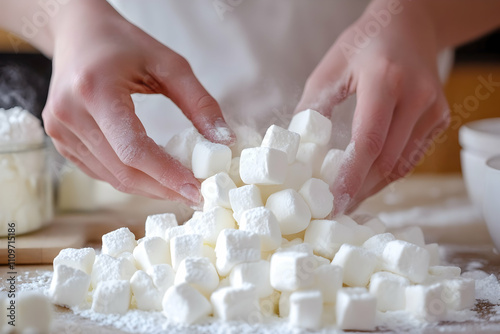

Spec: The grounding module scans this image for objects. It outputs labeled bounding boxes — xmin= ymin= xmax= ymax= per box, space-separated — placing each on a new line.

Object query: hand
xmin=42 ymin=1 xmax=234 ymax=205
xmin=295 ymin=0 xmax=450 ymax=214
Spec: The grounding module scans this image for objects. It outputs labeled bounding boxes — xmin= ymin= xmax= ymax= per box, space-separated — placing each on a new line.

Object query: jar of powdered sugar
xmin=0 ymin=107 xmax=53 ymax=236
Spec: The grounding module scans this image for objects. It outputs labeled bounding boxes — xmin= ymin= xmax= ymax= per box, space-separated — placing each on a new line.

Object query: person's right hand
xmin=42 ymin=1 xmax=234 ymax=206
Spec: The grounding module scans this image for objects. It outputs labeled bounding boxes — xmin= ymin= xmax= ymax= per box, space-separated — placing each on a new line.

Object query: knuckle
xmin=72 ymin=69 xmax=98 ymax=100
xmin=48 ymin=98 xmax=71 ymax=123
xmin=115 ymin=169 xmax=136 ymax=192
xmin=115 ymin=140 xmax=145 ymax=166
xmin=169 ymin=54 xmax=191 ymax=73
xmin=195 ymin=94 xmax=218 ymax=112
xmin=42 ymin=117 xmax=61 ymax=141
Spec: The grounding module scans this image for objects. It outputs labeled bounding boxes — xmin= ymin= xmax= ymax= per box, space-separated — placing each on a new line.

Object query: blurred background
xmin=0 ymin=27 xmax=499 ymax=175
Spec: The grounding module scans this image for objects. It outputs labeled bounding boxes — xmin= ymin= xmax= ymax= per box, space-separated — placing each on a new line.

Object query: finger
xmin=331 ymin=72 xmax=398 ymax=215
xmin=145 ymin=55 xmax=236 ymax=146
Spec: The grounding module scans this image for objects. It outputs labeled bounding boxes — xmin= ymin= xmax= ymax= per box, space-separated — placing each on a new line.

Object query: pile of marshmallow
xmin=49 ymin=109 xmax=476 ymax=331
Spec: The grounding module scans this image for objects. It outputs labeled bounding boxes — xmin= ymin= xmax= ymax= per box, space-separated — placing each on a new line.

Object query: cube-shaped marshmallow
xmin=239 ymin=147 xmax=288 ymax=185
xmin=170 ymin=234 xmax=203 ymax=270
xmin=369 ymin=271 xmax=410 ymax=311
xmin=429 ymin=266 xmax=461 ymax=279
xmin=201 ymin=172 xmax=236 ymax=210
xmin=130 ymin=270 xmax=162 ymax=311
xmin=211 ymin=285 xmax=260 ymax=322
xmin=163 ymin=127 xmax=205 ymax=169
xmin=164 ymin=225 xmax=192 ymax=241
xmin=295 ymin=142 xmax=328 ymax=178
xmin=192 ymin=141 xmax=232 ymax=179
xmin=288 ymin=109 xmax=332 ymax=145
xmin=351 ymin=224 xmax=376 ymax=246
xmin=239 ymin=207 xmax=281 ymax=251
xmin=101 ymin=227 xmax=136 ymax=257
xmin=49 ymin=264 xmax=91 ymax=307
xmin=229 ymin=185 xmax=263 ymax=222
xmin=162 ymin=283 xmax=212 ymax=324
xmin=363 ymin=233 xmax=396 ymax=258
xmin=228 ymin=157 xmax=244 ymax=187
xmin=283 ymin=161 xmax=313 ymax=190
xmin=405 ymin=283 xmax=447 ymax=321
xmin=145 ymin=213 xmax=178 ymax=238
xmin=362 ymin=216 xmax=387 ymax=234
xmin=53 ymin=247 xmax=95 ymax=274
xmin=261 ymin=124 xmax=300 ymax=164
xmin=266 ymin=189 xmax=311 ymax=235
xmin=320 ymin=149 xmax=344 ymax=186
xmin=304 ymin=220 xmax=355 ymax=259
xmin=382 ymin=240 xmax=430 ymax=284
xmin=314 ymin=264 xmax=343 ymax=303
xmin=215 ymin=229 xmax=261 ymax=276
xmin=91 ymin=254 xmax=136 ymax=289
xmin=229 ymin=260 xmax=273 ymax=298
xmin=441 ymin=278 xmax=475 ymax=310
xmin=92 ymin=280 xmax=131 ymax=314
xmin=299 ymin=178 xmax=334 ymax=219
xmin=392 ymin=226 xmax=426 ymax=247
xmin=203 ymin=244 xmax=217 ymax=265
xmin=270 ymin=251 xmax=316 ymax=291
xmin=279 ymin=291 xmax=292 ymax=318
xmin=426 ymin=243 xmax=440 ymax=266
xmin=147 ymin=264 xmax=175 ymax=295
xmin=185 ymin=206 xmax=236 ymax=246
xmin=175 ymin=257 xmax=219 ymax=297
xmin=133 ymin=236 xmax=170 ymax=271
xmin=336 ymin=288 xmax=376 ymax=331
xmin=289 ymin=290 xmax=323 ymax=330
xmin=331 ymin=244 xmax=377 ymax=287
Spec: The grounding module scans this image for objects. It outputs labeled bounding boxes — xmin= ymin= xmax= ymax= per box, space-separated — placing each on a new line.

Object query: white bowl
xmin=459 ymin=118 xmax=500 ymax=206
xmin=483 ymin=155 xmax=500 ymax=251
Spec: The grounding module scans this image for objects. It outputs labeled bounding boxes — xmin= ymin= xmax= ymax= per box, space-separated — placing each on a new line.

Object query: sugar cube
xmin=331 ymin=244 xmax=377 ymax=287
xmin=92 ymin=280 xmax=131 ymax=314
xmin=211 ymin=285 xmax=260 ymax=322
xmin=320 ymin=149 xmax=344 ymax=186
xmin=133 ymin=236 xmax=171 ymax=271
xmin=382 ymin=240 xmax=430 ymax=284
xmin=369 ymin=271 xmax=410 ymax=311
xmin=145 ymin=213 xmax=178 ymax=238
xmin=270 ymin=251 xmax=316 ymax=291
xmin=175 ymin=257 xmax=219 ymax=297
xmin=336 ymin=288 xmax=376 ymax=331
xmin=304 ymin=220 xmax=355 ymax=259
xmin=49 ymin=264 xmax=91 ymax=307
xmin=215 ymin=229 xmax=261 ymax=276
xmin=261 ymin=124 xmax=300 ymax=164
xmin=170 ymin=234 xmax=203 ymax=270
xmin=289 ymin=290 xmax=323 ymax=330
xmin=229 ymin=260 xmax=273 ymax=298
xmin=299 ymin=178 xmax=334 ymax=219
xmin=288 ymin=109 xmax=332 ymax=145
xmin=130 ymin=270 xmax=162 ymax=311
xmin=53 ymin=247 xmax=95 ymax=274
xmin=266 ymin=189 xmax=311 ymax=235
xmin=162 ymin=283 xmax=212 ymax=324
xmin=201 ymin=172 xmax=236 ymax=210
xmin=239 ymin=147 xmax=288 ymax=185
xmin=185 ymin=206 xmax=236 ymax=246
xmin=192 ymin=141 xmax=232 ymax=179
xmin=239 ymin=207 xmax=282 ymax=251
xmin=102 ymin=227 xmax=137 ymax=258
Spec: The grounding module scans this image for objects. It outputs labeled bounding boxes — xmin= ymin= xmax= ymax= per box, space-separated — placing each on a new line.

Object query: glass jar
xmin=0 ymin=140 xmax=53 ymax=236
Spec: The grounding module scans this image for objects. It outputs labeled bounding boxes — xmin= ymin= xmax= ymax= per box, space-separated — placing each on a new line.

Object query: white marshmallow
xmin=239 ymin=207 xmax=281 ymax=251
xmin=335 ymin=214 xmax=358 ymax=227
xmin=331 ymin=244 xmax=377 ymax=287
xmin=147 ymin=264 xmax=175 ymax=295
xmin=53 ymin=247 xmax=95 ymax=275
xmin=163 ymin=127 xmax=205 ymax=169
xmin=130 ymin=270 xmax=162 ymax=311
xmin=261 ymin=124 xmax=300 ymax=164
xmin=283 ymin=161 xmax=313 ymax=190
xmin=296 ymin=142 xmax=328 ymax=178
xmin=299 ymin=178 xmax=334 ymax=219
xmin=215 ymin=229 xmax=261 ymax=276
xmin=369 ymin=271 xmax=410 ymax=311
xmin=260 ymin=290 xmax=281 ymax=317
xmin=228 ymin=157 xmax=244 ymax=187
xmin=270 ymin=251 xmax=316 ymax=291
xmin=133 ymin=236 xmax=170 ymax=272
xmin=201 ymin=172 xmax=236 ymax=210
xmin=304 ymin=220 xmax=355 ymax=259
xmin=102 ymin=227 xmax=137 ymax=258
xmin=314 ymin=255 xmax=331 ymax=267
xmin=275 ymin=241 xmax=314 ymax=256
xmin=202 ymin=244 xmax=217 ymax=266
xmin=429 ymin=266 xmax=461 ymax=279
xmin=92 ymin=280 xmax=131 ymax=314
xmin=17 ymin=292 xmax=53 ymax=333
xmin=229 ymin=260 xmax=273 ymax=298
xmin=145 ymin=213 xmax=178 ymax=238
xmin=91 ymin=254 xmax=136 ymax=289
xmin=382 ymin=240 xmax=430 ymax=284
xmin=320 ymin=149 xmax=344 ymax=186
xmin=363 ymin=232 xmax=396 ymax=258
xmin=229 ymin=185 xmax=263 ymax=221
xmin=351 ymin=224 xmax=376 ymax=246
xmin=164 ymin=225 xmax=192 ymax=241
xmin=314 ymin=264 xmax=343 ymax=304
xmin=288 ymin=109 xmax=332 ymax=145
xmin=279 ymin=291 xmax=292 ymax=317
xmin=192 ymin=141 xmax=232 ymax=179
xmin=185 ymin=206 xmax=236 ymax=246
xmin=441 ymin=278 xmax=475 ymax=310
xmin=170 ymin=234 xmax=203 ymax=271
xmin=362 ymin=217 xmax=387 ymax=234
xmin=258 ymin=184 xmax=285 ymax=202
xmin=266 ymin=189 xmax=311 ymax=235
xmin=211 ymin=285 xmax=260 ymax=322
xmin=175 ymin=257 xmax=219 ymax=297
xmin=162 ymin=283 xmax=212 ymax=324
xmin=405 ymin=283 xmax=447 ymax=321
xmin=49 ymin=264 xmax=91 ymax=307
xmin=426 ymin=243 xmax=441 ymax=266
xmin=392 ymin=226 xmax=426 ymax=247
xmin=289 ymin=290 xmax=323 ymax=330
xmin=336 ymin=288 xmax=376 ymax=331
xmin=239 ymin=147 xmax=288 ymax=185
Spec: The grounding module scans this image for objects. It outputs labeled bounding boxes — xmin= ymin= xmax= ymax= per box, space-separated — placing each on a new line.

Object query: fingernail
xmin=334 ymin=193 xmax=351 ymax=216
xmin=180 ymin=183 xmax=201 ymax=203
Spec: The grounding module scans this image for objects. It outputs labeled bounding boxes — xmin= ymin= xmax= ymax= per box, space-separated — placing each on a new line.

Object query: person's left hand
xmin=295 ymin=0 xmax=450 ymax=215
